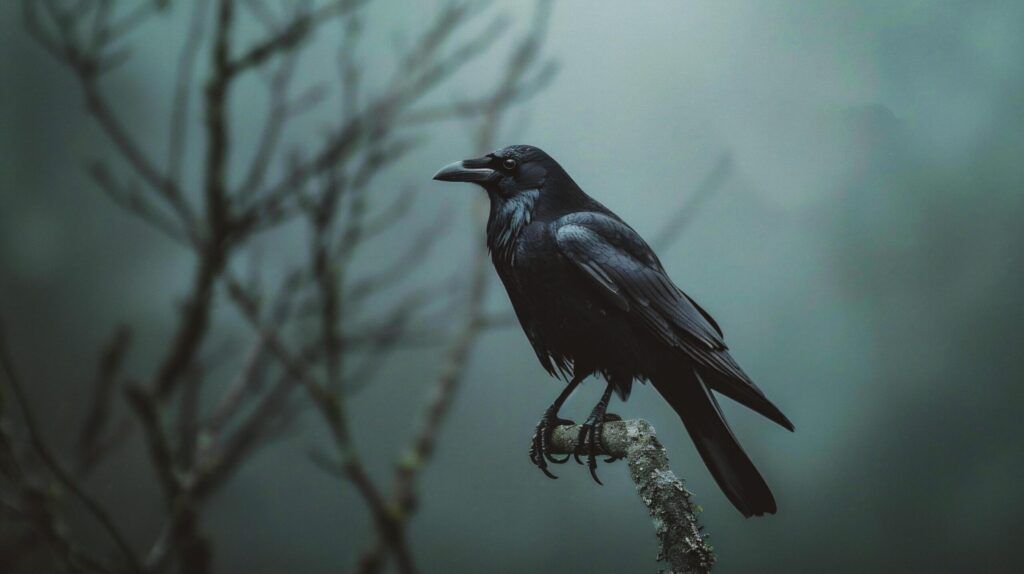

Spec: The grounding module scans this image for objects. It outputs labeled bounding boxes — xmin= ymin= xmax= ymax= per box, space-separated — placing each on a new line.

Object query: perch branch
xmin=549 ymin=420 xmax=715 ymax=574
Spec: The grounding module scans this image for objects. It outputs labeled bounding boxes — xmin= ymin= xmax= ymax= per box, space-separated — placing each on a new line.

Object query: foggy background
xmin=2 ymin=1 xmax=1022 ymax=572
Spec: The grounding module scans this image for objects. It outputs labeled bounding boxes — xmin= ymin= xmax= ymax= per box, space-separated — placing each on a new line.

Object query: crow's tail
xmin=653 ymin=373 xmax=777 ymax=517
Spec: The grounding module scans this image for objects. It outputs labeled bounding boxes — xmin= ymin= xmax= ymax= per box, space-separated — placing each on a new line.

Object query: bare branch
xmin=355 ymin=1 xmax=554 ymax=569
xmin=192 ymin=372 xmax=300 ymax=499
xmin=203 ymin=334 xmax=271 ymax=439
xmin=225 ymin=275 xmax=417 ymax=571
xmin=167 ymin=0 xmax=210 ymax=183
xmin=83 ymin=79 xmax=198 ymax=235
xmin=124 ymin=385 xmax=178 ymax=500
xmin=346 ymin=208 xmax=453 ymax=305
xmin=236 ymin=51 xmax=304 ymax=198
xmin=203 ymin=0 xmax=235 ymax=238
xmin=549 ymin=421 xmax=715 ymax=574
xmin=152 ymin=0 xmax=238 ymax=399
xmin=75 ymin=324 xmax=132 ymax=475
xmin=0 ymin=318 xmax=143 ymax=573
xmin=176 ymin=367 xmax=203 ymax=468
xmin=366 ymin=241 xmax=489 ymax=570
xmin=245 ymin=2 xmax=514 ymax=223
xmin=227 ymin=0 xmax=364 ymax=76
xmin=89 ymin=161 xmax=190 ymax=245
xmin=22 ymin=1 xmax=200 ymax=239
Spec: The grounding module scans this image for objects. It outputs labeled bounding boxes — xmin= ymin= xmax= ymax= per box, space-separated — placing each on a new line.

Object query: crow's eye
xmin=502 ymin=158 xmax=518 ymax=171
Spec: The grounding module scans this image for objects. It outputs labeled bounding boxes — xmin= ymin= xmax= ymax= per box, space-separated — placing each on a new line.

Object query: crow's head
xmin=432 ymin=145 xmax=563 ymax=197
xmin=434 ymin=145 xmax=582 ymax=261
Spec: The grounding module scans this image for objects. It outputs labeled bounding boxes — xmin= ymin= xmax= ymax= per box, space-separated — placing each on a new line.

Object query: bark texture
xmin=550 ymin=420 xmax=715 ymax=574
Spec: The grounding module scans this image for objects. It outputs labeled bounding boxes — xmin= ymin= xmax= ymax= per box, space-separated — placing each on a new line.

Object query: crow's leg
xmin=529 ymin=374 xmax=584 ymax=479
xmin=574 ymin=383 xmax=616 ymax=484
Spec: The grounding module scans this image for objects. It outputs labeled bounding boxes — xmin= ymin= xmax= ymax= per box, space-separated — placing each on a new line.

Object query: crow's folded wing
xmin=554 ymin=213 xmax=794 ymax=431
xmin=555 ymin=214 xmax=726 ymax=354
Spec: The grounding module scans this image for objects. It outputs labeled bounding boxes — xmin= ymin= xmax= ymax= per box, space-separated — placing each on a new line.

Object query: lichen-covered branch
xmin=549 ymin=420 xmax=716 ymax=574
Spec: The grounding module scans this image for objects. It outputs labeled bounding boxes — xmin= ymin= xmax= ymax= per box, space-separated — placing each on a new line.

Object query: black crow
xmin=433 ymin=145 xmax=792 ymax=517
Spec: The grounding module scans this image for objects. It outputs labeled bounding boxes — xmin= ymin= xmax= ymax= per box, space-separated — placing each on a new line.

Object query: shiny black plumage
xmin=434 ymin=145 xmax=793 ymax=517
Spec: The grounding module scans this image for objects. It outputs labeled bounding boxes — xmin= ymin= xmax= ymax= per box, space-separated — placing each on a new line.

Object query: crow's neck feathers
xmin=487 ymin=188 xmax=540 ymax=264
xmin=485 ymin=168 xmax=604 ymax=265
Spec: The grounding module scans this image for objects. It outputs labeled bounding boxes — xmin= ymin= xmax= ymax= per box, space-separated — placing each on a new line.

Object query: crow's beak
xmin=432 ymin=156 xmax=494 ymax=182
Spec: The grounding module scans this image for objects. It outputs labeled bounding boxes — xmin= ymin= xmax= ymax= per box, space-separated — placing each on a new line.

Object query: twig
xmin=345 ymin=208 xmax=453 ymax=304
xmin=152 ymin=0 xmax=237 ymax=400
xmin=82 ymin=77 xmax=197 ymax=235
xmin=226 ymin=0 xmax=363 ymax=77
xmin=124 ymin=385 xmax=178 ymax=500
xmin=224 ymin=276 xmax=412 ymax=572
xmin=89 ymin=161 xmax=191 ymax=245
xmin=76 ymin=324 xmax=132 ymax=475
xmin=167 ymin=0 xmax=209 ymax=183
xmin=0 ymin=319 xmax=143 ymax=573
xmin=549 ymin=421 xmax=716 ymax=574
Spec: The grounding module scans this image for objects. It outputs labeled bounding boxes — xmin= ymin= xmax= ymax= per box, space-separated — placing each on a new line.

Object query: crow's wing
xmin=555 ymin=212 xmax=793 ymax=430
xmin=555 ymin=213 xmax=726 ymax=353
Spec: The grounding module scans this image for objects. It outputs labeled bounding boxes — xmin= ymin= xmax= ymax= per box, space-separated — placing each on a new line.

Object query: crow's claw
xmin=572 ymin=407 xmax=623 ymax=483
xmin=587 ymin=424 xmax=602 ymax=485
xmin=571 ymin=420 xmax=604 ymax=483
xmin=546 ymin=451 xmax=571 ymax=464
xmin=531 ymin=381 xmax=619 ymax=484
xmin=572 ymin=423 xmax=591 ymax=465
xmin=529 ymin=410 xmax=575 ymax=479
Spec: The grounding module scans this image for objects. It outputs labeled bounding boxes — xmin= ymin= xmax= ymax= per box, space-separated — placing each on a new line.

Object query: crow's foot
xmin=528 ymin=409 xmax=575 ymax=479
xmin=573 ymin=411 xmax=622 ymax=484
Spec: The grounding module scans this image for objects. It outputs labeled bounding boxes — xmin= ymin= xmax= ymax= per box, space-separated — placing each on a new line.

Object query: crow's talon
xmin=571 ymin=419 xmax=604 ymax=483
xmin=529 ymin=411 xmax=575 ymax=478
xmin=573 ymin=423 xmax=592 ymax=465
xmin=545 ymin=451 xmax=570 ymax=465
xmin=574 ymin=402 xmax=621 ymax=483
xmin=587 ymin=424 xmax=602 ymax=485
xmin=531 ymin=382 xmax=618 ymax=485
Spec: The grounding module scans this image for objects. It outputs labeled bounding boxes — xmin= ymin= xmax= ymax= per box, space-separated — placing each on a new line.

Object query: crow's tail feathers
xmin=698 ymin=366 xmax=795 ymax=432
xmin=653 ymin=374 xmax=777 ymax=517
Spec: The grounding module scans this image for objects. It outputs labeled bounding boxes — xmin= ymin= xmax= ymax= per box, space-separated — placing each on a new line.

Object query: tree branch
xmin=549 ymin=420 xmax=715 ymax=574
xmin=0 ymin=319 xmax=143 ymax=573
xmin=226 ymin=0 xmax=363 ymax=77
